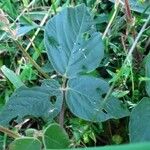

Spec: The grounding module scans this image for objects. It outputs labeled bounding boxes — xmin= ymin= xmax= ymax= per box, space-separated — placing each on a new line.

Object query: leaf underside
xmin=44 ymin=4 xmax=104 ymax=78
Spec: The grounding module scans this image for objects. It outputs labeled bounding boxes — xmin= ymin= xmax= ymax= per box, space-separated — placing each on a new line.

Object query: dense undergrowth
xmin=0 ymin=0 xmax=150 ymax=150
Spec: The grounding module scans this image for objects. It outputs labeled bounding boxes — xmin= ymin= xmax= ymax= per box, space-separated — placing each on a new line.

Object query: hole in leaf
xmin=50 ymin=95 xmax=57 ymax=104
xmin=96 ymin=67 xmax=110 ymax=78
xmin=21 ymin=118 xmax=44 ymax=129
xmin=102 ymin=93 xmax=106 ymax=98
xmin=82 ymin=32 xmax=91 ymax=40
xmin=96 ymin=87 xmax=101 ymax=92
xmin=9 ymin=116 xmax=18 ymax=126
xmin=82 ymin=65 xmax=87 ymax=70
xmin=102 ymin=109 xmax=108 ymax=114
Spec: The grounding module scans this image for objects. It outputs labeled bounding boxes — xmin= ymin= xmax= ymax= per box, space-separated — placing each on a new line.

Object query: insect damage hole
xmin=50 ymin=95 xmax=57 ymax=104
xmin=82 ymin=32 xmax=91 ymax=41
xmin=102 ymin=109 xmax=108 ymax=114
xmin=102 ymin=93 xmax=107 ymax=98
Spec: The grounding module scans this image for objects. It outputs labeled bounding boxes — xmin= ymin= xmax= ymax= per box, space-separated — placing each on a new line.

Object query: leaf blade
xmin=9 ymin=137 xmax=41 ymax=150
xmin=66 ymin=76 xmax=129 ymax=122
xmin=44 ymin=4 xmax=104 ymax=78
xmin=43 ymin=123 xmax=70 ymax=149
xmin=129 ymin=97 xmax=150 ymax=142
xmin=1 ymin=65 xmax=24 ymax=89
xmin=0 ymin=80 xmax=63 ymax=126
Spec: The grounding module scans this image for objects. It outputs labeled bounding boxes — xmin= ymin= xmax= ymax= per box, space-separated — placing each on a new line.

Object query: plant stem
xmin=59 ymin=101 xmax=65 ymax=128
xmin=51 ymin=0 xmax=57 ymax=14
xmin=14 ymin=40 xmax=50 ymax=79
xmin=102 ymin=14 xmax=150 ymax=107
xmin=25 ymin=0 xmax=59 ymax=52
xmin=25 ymin=7 xmax=52 ymax=52
xmin=0 ymin=0 xmax=36 ymax=41
xmin=5 ymin=23 xmax=50 ymax=79
xmin=59 ymin=78 xmax=67 ymax=127
xmin=124 ymin=0 xmax=133 ymax=23
xmin=102 ymin=0 xmax=120 ymax=40
xmin=0 ymin=126 xmax=20 ymax=139
xmin=2 ymin=134 xmax=7 ymax=150
xmin=125 ymin=14 xmax=150 ymax=63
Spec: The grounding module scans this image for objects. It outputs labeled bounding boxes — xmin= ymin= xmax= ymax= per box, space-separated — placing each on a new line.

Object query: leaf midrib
xmin=64 ymin=6 xmax=86 ymax=77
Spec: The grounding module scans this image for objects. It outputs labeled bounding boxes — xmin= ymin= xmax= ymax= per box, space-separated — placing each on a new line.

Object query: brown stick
xmin=124 ymin=0 xmax=133 ymax=23
xmin=0 ymin=126 xmax=20 ymax=139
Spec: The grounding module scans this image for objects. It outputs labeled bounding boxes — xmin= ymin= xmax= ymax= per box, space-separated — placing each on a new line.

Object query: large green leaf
xmin=9 ymin=137 xmax=41 ymax=150
xmin=129 ymin=97 xmax=150 ymax=142
xmin=109 ymin=0 xmax=150 ymax=14
xmin=0 ymin=80 xmax=63 ymax=126
xmin=145 ymin=53 xmax=150 ymax=96
xmin=66 ymin=76 xmax=129 ymax=122
xmin=43 ymin=123 xmax=70 ymax=149
xmin=44 ymin=4 xmax=104 ymax=78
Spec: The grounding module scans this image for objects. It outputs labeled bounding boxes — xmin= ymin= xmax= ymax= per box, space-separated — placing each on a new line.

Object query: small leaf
xmin=24 ymin=11 xmax=47 ymax=21
xmin=0 ymin=80 xmax=63 ymax=126
xmin=9 ymin=137 xmax=41 ymax=150
xmin=43 ymin=123 xmax=70 ymax=149
xmin=66 ymin=76 xmax=129 ymax=122
xmin=44 ymin=4 xmax=104 ymax=78
xmin=129 ymin=97 xmax=150 ymax=142
xmin=1 ymin=65 xmax=24 ymax=89
xmin=19 ymin=64 xmax=37 ymax=82
xmin=16 ymin=25 xmax=38 ymax=37
xmin=112 ymin=90 xmax=129 ymax=98
xmin=145 ymin=53 xmax=150 ymax=96
xmin=105 ymin=96 xmax=129 ymax=119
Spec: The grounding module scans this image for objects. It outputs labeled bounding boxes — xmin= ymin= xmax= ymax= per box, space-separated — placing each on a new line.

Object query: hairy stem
xmin=124 ymin=0 xmax=133 ymax=23
xmin=59 ymin=78 xmax=67 ymax=127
